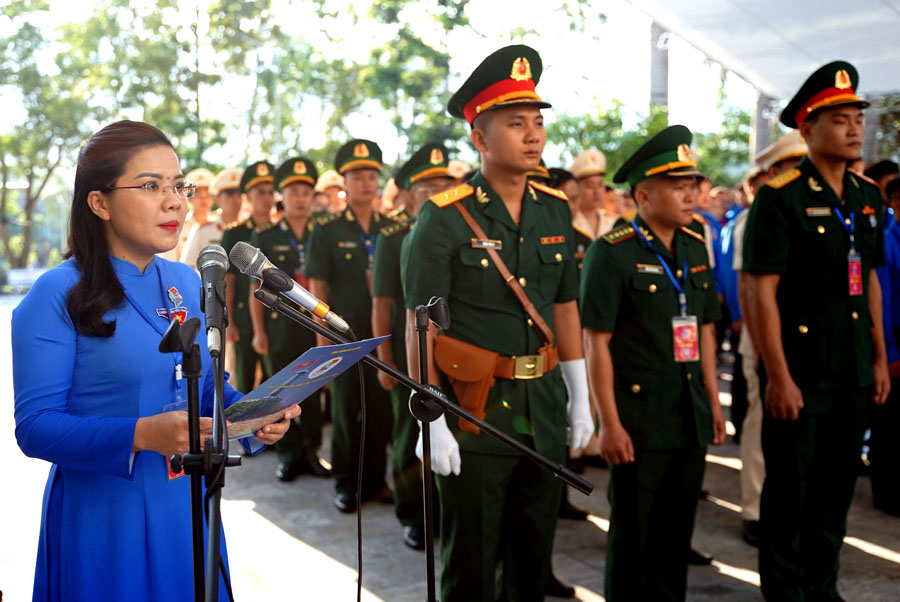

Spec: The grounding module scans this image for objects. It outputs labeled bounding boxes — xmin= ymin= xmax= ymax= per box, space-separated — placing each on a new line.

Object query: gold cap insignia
xmin=257 ymin=163 xmax=269 ymax=176
xmin=429 ymin=148 xmax=443 ymax=165
xmin=587 ymin=155 xmax=598 ymax=166
xmin=293 ymin=161 xmax=307 ymax=175
xmin=353 ymin=143 xmax=370 ymax=158
xmin=676 ymin=144 xmax=693 ymax=163
xmin=510 ymin=57 xmax=532 ymax=82
xmin=835 ymin=69 xmax=851 ymax=90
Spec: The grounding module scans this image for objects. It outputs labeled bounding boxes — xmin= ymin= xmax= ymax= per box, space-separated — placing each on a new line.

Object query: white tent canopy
xmin=631 ymin=0 xmax=900 ymax=100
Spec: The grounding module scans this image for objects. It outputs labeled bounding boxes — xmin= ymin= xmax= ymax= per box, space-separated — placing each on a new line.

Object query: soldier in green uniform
xmin=249 ymin=157 xmax=329 ymax=481
xmin=220 ymin=161 xmax=274 ymax=393
xmin=402 ymin=45 xmax=593 ymax=601
xmin=372 ymin=142 xmax=456 ymax=549
xmin=307 ymin=139 xmax=396 ymax=513
xmin=743 ymin=61 xmax=890 ymax=602
xmin=580 ymin=125 xmax=726 ymax=601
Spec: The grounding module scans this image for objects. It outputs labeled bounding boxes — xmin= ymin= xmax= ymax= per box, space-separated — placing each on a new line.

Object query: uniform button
xmin=555 ymin=252 xmax=562 ymax=262
xmin=817 ymin=225 xmax=826 ymax=234
xmin=631 ymin=384 xmax=641 ymax=394
xmin=687 ymin=373 xmax=693 ymax=380
xmin=270 ymin=311 xmax=278 ymax=320
xmin=845 ymin=218 xmax=852 ymax=226
xmin=798 ymin=324 xmax=809 ymax=334
xmin=344 ymin=252 xmax=352 ymax=260
xmin=527 ymin=318 xmax=534 ymax=326
xmin=702 ymin=282 xmax=709 ymax=289
xmin=676 ymin=269 xmax=683 ymax=278
xmin=852 ymin=311 xmax=859 ymax=320
xmin=578 ymin=262 xmax=583 ymax=270
xmin=278 ymin=255 xmax=285 ymax=262
xmin=519 ymin=236 xmax=524 ymax=244
xmin=481 ymin=258 xmax=489 ymax=267
xmin=519 ymin=277 xmax=527 ymax=287
xmin=237 ymin=302 xmax=246 ymax=309
xmin=649 ymin=284 xmax=657 ymax=293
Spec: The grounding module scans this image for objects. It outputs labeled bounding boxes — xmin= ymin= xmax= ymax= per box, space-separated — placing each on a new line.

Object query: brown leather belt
xmin=493 ymin=345 xmax=558 ymax=380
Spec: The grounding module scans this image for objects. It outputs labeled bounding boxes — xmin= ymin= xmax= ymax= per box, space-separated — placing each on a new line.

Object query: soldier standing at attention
xmin=307 ymin=139 xmax=395 ymax=513
xmin=249 ymin=157 xmax=330 ymax=481
xmin=402 ymin=45 xmax=593 ymax=601
xmin=743 ymin=61 xmax=889 ymax=602
xmin=580 ymin=125 xmax=726 ymax=601
xmin=220 ymin=161 xmax=274 ymax=393
xmin=372 ymin=142 xmax=456 ymax=550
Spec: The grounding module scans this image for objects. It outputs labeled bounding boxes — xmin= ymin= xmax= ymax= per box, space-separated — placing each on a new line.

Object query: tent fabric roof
xmin=631 ymin=0 xmax=900 ymax=99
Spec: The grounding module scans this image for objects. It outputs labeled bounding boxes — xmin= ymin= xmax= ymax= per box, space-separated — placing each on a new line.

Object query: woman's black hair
xmin=65 ymin=120 xmax=174 ymax=337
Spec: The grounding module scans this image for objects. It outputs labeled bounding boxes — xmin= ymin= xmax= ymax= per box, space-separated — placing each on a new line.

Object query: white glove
xmin=561 ymin=358 xmax=593 ymax=450
xmin=415 ymin=414 xmax=461 ymax=476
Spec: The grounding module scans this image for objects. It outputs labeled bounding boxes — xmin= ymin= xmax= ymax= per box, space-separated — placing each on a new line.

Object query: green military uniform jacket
xmin=306 ymin=208 xmax=394 ymax=337
xmin=403 ymin=172 xmax=578 ymax=458
xmin=220 ymin=219 xmax=259 ymax=331
xmin=742 ymin=157 xmax=884 ymax=395
xmin=580 ymin=215 xmax=721 ymax=450
xmin=573 ymin=224 xmax=592 ymax=273
xmin=249 ymin=219 xmax=317 ymax=362
xmin=373 ymin=214 xmax=413 ymax=370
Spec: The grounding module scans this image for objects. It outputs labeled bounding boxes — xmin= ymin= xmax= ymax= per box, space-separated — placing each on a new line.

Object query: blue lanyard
xmin=359 ymin=232 xmax=374 ymax=267
xmin=630 ymin=220 xmax=689 ymax=316
xmin=832 ymin=206 xmax=855 ymax=249
xmin=287 ymin=230 xmax=306 ymax=271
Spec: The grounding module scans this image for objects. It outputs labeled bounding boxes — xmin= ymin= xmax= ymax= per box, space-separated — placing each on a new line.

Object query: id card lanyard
xmin=360 ymin=231 xmax=374 ymax=295
xmin=833 ymin=206 xmax=863 ymax=296
xmin=631 ymin=221 xmax=700 ymax=362
xmin=287 ymin=229 xmax=308 ymax=288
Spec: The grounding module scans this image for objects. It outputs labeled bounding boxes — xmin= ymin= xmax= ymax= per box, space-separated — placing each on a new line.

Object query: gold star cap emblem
xmin=835 ymin=69 xmax=851 ymax=90
xmin=676 ymin=144 xmax=693 ymax=163
xmin=353 ymin=143 xmax=370 ymax=158
xmin=429 ymin=148 xmax=444 ymax=165
xmin=510 ymin=57 xmax=532 ymax=82
xmin=257 ymin=163 xmax=269 ymax=176
xmin=293 ymin=161 xmax=307 ymax=175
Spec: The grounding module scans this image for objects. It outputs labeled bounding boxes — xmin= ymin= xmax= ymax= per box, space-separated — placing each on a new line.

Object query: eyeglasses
xmin=101 ymin=180 xmax=196 ymax=199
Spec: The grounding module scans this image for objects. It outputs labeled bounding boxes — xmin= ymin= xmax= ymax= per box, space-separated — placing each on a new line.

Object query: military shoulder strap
xmin=529 ymin=180 xmax=569 ymax=201
xmin=430 ymin=183 xmax=474 ymax=208
xmin=601 ymin=224 xmax=637 ymax=246
xmin=680 ymin=226 xmax=706 ymax=244
xmin=766 ymin=168 xmax=801 ymax=190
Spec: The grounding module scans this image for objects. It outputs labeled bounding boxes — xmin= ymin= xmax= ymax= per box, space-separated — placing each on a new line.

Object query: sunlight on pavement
xmin=844 ymin=537 xmax=900 ymax=565
xmin=711 ymin=559 xmax=761 ymax=586
xmin=706 ymin=453 xmax=743 ymax=471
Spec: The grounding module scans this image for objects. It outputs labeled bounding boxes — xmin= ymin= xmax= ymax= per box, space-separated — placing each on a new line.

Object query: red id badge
xmin=295 ymin=269 xmax=310 ymax=291
xmin=672 ymin=315 xmax=700 ymax=362
xmin=848 ymin=249 xmax=863 ymax=296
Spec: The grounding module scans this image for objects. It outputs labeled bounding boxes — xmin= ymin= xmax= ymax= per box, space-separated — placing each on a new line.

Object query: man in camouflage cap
xmin=403 ymin=45 xmax=593 ymax=601
xmin=220 ymin=161 xmax=274 ymax=393
xmin=581 ymin=125 xmax=726 ymax=600
xmin=743 ymin=61 xmax=889 ymax=601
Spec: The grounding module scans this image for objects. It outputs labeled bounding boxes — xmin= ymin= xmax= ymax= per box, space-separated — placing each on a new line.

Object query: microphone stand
xmin=253 ymin=286 xmax=593 ymax=602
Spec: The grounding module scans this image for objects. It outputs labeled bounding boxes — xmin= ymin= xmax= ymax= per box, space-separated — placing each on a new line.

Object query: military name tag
xmin=471 ymin=238 xmax=502 ymax=250
xmin=337 ymin=241 xmax=358 ymax=248
xmin=805 ymin=207 xmax=832 ymax=217
xmin=672 ymin=315 xmax=700 ymax=362
xmin=540 ymin=235 xmax=565 ymax=244
xmin=636 ymin=263 xmax=664 ymax=275
xmin=273 ymin=244 xmax=292 ymax=252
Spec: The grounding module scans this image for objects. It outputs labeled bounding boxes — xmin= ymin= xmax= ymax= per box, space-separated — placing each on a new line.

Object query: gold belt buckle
xmin=513 ymin=354 xmax=544 ymax=379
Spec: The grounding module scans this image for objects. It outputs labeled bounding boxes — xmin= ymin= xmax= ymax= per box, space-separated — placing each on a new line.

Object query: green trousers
xmin=265 ymin=350 xmax=324 ymax=466
xmin=759 ymin=388 xmax=868 ymax=602
xmin=437 ymin=449 xmax=563 ymax=602
xmin=605 ymin=447 xmax=707 ymax=602
xmin=390 ymin=383 xmax=427 ymax=527
xmin=230 ymin=319 xmax=260 ymax=394
xmin=330 ymin=363 xmax=392 ymax=498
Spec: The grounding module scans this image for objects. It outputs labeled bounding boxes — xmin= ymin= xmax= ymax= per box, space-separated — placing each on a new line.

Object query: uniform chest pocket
xmin=455 ymin=246 xmax=491 ymax=294
xmin=799 ymin=218 xmax=845 ymax=261
xmin=537 ymin=243 xmax=566 ymax=298
xmin=855 ymin=214 xmax=879 ymax=259
xmin=630 ymin=272 xmax=672 ymax=314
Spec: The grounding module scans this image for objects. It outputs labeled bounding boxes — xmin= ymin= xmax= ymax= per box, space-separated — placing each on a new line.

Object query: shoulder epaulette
xmin=254 ymin=222 xmax=277 ymax=235
xmin=315 ymin=212 xmax=341 ymax=227
xmin=529 ymin=181 xmax=568 ymax=201
xmin=387 ymin=207 xmax=409 ymax=221
xmin=601 ymin=224 xmax=636 ymax=245
xmin=430 ymin=183 xmax=474 ymax=208
xmin=680 ymin=226 xmax=706 ymax=244
xmin=848 ymin=169 xmax=879 ymax=188
xmin=692 ymin=213 xmax=707 ymax=225
xmin=224 ymin=219 xmax=244 ymax=231
xmin=382 ymin=221 xmax=411 ymax=238
xmin=765 ymin=168 xmax=801 ymax=190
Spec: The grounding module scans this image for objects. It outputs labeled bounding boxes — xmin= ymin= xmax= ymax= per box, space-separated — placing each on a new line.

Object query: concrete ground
xmin=2 ymin=292 xmax=899 ymax=600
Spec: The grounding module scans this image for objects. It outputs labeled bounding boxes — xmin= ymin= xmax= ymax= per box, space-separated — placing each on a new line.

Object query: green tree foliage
xmin=692 ymin=106 xmax=751 ymax=187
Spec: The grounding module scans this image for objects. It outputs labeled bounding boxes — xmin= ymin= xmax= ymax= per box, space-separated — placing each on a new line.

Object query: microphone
xmin=228 ymin=241 xmax=350 ymax=333
xmin=197 ymin=245 xmax=229 ymax=356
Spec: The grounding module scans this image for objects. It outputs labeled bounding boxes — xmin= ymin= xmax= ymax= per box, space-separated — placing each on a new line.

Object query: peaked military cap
xmin=275 ymin=157 xmax=318 ymax=191
xmin=754 ymin=130 xmax=807 ymax=170
xmin=210 ymin=167 xmax=242 ymax=196
xmin=335 ymin=139 xmax=383 ymax=174
xmin=395 ymin=142 xmax=452 ymax=190
xmin=448 ymin=44 xmax=551 ymax=126
xmin=613 ymin=125 xmax=701 ymax=187
xmin=570 ymin=149 xmax=607 ymax=179
xmin=780 ymin=61 xmax=869 ymax=129
xmin=185 ymin=168 xmax=215 ymax=189
xmin=241 ymin=161 xmax=275 ymax=193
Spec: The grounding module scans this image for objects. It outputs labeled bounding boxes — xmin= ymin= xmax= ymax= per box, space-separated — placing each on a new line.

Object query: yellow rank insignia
xmin=429 ymin=148 xmax=444 ymax=165
xmin=765 ymin=168 xmax=801 ymax=189
xmin=680 ymin=226 xmax=706 ymax=243
xmin=529 ymin=180 xmax=569 ymax=201
xmin=353 ymin=143 xmax=369 ymax=158
xmin=602 ymin=225 xmax=637 ymax=245
xmin=808 ymin=177 xmax=823 ymax=192
xmin=476 ymin=186 xmax=489 ymax=204
xmin=510 ymin=57 xmax=532 ymax=82
xmin=257 ymin=163 xmax=269 ymax=176
xmin=293 ymin=161 xmax=307 ymax=174
xmin=430 ymin=183 xmax=474 ymax=208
